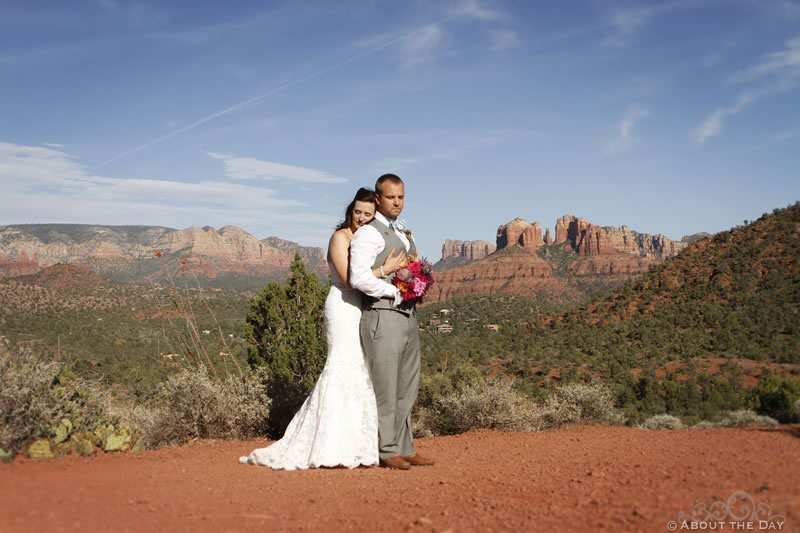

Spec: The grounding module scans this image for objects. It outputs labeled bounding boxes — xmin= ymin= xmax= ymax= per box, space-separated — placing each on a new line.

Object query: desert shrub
xmin=537 ymin=383 xmax=624 ymax=430
xmin=417 ymin=361 xmax=486 ymax=409
xmin=0 ymin=343 xmax=115 ymax=457
xmin=690 ymin=410 xmax=778 ymax=429
xmin=141 ymin=365 xmax=270 ymax=447
xmin=715 ymin=410 xmax=778 ymax=427
xmin=638 ymin=414 xmax=684 ymax=430
xmin=419 ymin=378 xmax=538 ymax=436
xmin=750 ymin=375 xmax=800 ymax=423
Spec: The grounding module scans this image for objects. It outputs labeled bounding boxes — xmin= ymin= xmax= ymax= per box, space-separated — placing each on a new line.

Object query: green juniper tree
xmin=245 ymin=254 xmax=328 ymax=437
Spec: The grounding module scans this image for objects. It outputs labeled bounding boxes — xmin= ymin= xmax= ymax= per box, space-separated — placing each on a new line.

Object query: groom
xmin=350 ymin=174 xmax=434 ymax=470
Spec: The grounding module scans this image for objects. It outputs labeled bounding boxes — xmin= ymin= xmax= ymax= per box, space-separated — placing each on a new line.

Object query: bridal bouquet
xmin=393 ymin=256 xmax=434 ymax=301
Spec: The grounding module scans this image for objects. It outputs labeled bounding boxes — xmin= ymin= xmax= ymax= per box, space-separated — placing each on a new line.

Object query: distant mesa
xmin=0 ymin=224 xmax=326 ymax=288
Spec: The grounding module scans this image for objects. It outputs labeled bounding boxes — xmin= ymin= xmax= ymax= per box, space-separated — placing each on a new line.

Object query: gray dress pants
xmin=360 ymin=308 xmax=421 ymax=460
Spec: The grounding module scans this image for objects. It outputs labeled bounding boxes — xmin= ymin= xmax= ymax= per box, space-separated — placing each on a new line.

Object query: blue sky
xmin=1 ymin=0 xmax=799 ymax=258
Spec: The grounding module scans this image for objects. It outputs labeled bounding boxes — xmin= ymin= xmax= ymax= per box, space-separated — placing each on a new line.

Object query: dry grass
xmin=416 ymin=380 xmax=624 ymax=436
xmin=130 ymin=365 xmax=270 ymax=448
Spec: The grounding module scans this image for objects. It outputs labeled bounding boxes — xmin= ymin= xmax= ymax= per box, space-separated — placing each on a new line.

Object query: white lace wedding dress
xmin=239 ymin=263 xmax=379 ymax=470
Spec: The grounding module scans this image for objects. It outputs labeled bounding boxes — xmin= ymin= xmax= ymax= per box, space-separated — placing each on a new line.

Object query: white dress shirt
xmin=349 ymin=212 xmax=411 ymax=302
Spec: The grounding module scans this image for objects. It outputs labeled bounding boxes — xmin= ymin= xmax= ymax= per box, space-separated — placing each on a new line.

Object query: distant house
xmin=439 ymin=309 xmax=452 ymax=316
xmin=428 ymin=318 xmax=442 ymax=327
xmin=161 ymin=353 xmax=180 ymax=360
xmin=484 ymin=324 xmax=501 ymax=333
xmin=436 ymin=324 xmax=454 ymax=334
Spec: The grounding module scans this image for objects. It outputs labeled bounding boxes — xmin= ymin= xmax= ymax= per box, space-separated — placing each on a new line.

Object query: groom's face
xmin=376 ymin=182 xmax=404 ymax=219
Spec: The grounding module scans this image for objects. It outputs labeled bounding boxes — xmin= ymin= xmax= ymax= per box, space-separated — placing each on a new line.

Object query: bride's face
xmin=351 ymin=200 xmax=376 ymax=230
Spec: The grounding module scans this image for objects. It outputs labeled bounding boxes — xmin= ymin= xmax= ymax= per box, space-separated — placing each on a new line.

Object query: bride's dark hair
xmin=336 ymin=187 xmax=376 ymax=230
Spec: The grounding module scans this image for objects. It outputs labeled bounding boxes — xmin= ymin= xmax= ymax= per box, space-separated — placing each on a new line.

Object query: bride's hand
xmin=382 ymin=249 xmax=407 ymax=275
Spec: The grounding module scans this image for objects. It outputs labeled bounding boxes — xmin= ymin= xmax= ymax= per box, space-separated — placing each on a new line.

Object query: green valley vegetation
xmin=0 ymin=267 xmax=254 ymax=398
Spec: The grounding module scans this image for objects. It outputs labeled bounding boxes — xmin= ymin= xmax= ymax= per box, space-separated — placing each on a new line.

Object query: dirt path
xmin=1 ymin=425 xmax=798 ymax=532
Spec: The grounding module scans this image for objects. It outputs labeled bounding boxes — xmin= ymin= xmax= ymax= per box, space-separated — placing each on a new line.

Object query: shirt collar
xmin=375 ymin=212 xmax=394 ymax=226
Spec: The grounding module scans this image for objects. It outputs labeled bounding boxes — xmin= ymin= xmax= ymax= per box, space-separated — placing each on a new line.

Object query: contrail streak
xmin=92 ymin=12 xmax=462 ymax=170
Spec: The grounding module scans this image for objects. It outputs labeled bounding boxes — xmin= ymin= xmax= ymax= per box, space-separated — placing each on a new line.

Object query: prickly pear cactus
xmin=28 ymin=439 xmax=54 ymax=459
xmin=74 ymin=438 xmax=96 ymax=457
xmin=102 ymin=427 xmax=131 ymax=452
xmin=53 ymin=418 xmax=73 ymax=444
xmin=65 ymin=432 xmax=98 ymax=457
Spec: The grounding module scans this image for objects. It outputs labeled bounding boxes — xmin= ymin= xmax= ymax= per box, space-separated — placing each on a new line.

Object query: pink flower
xmin=391 ymin=256 xmax=435 ymax=302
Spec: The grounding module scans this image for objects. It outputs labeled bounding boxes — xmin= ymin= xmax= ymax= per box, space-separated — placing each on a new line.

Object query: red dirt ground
xmin=1 ymin=424 xmax=798 ymax=532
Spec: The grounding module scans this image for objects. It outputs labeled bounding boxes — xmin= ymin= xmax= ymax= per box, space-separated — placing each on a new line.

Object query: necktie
xmin=390 ymin=219 xmax=407 ymax=233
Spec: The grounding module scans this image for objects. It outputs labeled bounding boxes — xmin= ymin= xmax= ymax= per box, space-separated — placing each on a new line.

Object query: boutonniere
xmin=390 ymin=218 xmax=412 ymax=237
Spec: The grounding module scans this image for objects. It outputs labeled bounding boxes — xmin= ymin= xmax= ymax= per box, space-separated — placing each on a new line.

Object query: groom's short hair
xmin=375 ymin=174 xmax=403 ymax=195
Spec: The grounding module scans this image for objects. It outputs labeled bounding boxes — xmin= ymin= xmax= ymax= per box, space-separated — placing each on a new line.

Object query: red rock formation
xmin=427 ymin=246 xmax=555 ymax=303
xmin=544 ymin=228 xmax=553 ymax=245
xmin=568 ymin=255 xmax=659 ymax=275
xmin=496 ymin=218 xmax=531 ymax=249
xmin=555 ymin=215 xmax=592 ymax=248
xmin=576 ymin=224 xmax=615 ymax=256
xmin=18 ymin=263 xmax=111 ymax=291
xmin=429 ymin=214 xmax=690 ymax=304
xmin=0 ymin=251 xmax=40 ymax=278
xmin=441 ymin=240 xmax=464 ymax=260
xmin=464 ymin=240 xmax=496 ymax=259
xmin=441 ymin=239 xmax=496 ymax=260
xmin=554 ymin=216 xmax=687 ymax=259
xmin=520 ymin=223 xmax=543 ymax=249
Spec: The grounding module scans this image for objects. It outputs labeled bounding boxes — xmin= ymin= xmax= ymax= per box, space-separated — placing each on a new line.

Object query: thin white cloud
xmin=42 ymin=142 xmax=65 ymax=148
xmin=207 ymin=153 xmax=348 ymax=184
xmin=93 ymin=12 xmax=471 ymax=170
xmin=0 ymin=142 xmax=307 ymax=231
xmin=773 ymin=130 xmax=798 ymax=142
xmin=489 ymin=30 xmax=520 ymax=51
xmin=694 ymin=36 xmax=800 ymax=145
xmin=731 ymin=36 xmax=800 ymax=83
xmin=367 ymin=129 xmax=527 ymax=173
xmin=605 ymin=105 xmax=650 ymax=154
xmin=602 ymin=1 xmax=700 ymax=48
xmin=398 ymin=24 xmax=445 ymax=68
xmin=449 ymin=0 xmax=501 ymax=21
xmin=692 ymin=93 xmax=753 ymax=145
xmin=602 ymin=5 xmax=659 ymax=48
xmin=358 ymin=0 xmax=509 ymax=67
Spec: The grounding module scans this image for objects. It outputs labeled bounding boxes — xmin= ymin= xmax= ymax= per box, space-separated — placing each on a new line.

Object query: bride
xmin=239 ymin=188 xmax=407 ymax=470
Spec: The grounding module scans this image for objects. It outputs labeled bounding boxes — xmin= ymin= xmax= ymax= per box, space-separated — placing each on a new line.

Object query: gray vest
xmin=365 ymin=217 xmax=417 ymax=313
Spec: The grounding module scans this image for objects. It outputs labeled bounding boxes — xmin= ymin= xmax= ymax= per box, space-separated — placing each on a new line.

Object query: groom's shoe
xmin=401 ymin=454 xmax=435 ymax=466
xmin=379 ymin=456 xmax=411 ymax=470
